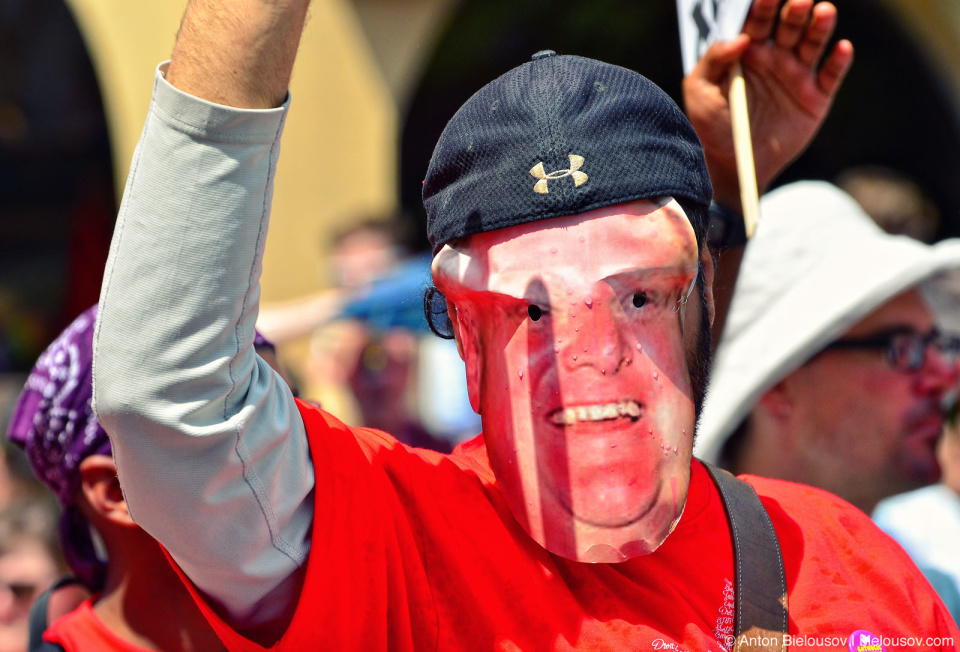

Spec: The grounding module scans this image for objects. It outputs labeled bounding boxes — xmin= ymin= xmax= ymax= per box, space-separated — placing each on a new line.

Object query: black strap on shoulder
xmin=702 ymin=462 xmax=788 ymax=652
xmin=27 ymin=575 xmax=84 ymax=652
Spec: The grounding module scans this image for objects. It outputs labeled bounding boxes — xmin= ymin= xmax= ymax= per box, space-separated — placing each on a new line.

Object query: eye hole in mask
xmin=632 ymin=291 xmax=647 ymax=308
xmin=528 ymin=304 xmax=543 ymax=321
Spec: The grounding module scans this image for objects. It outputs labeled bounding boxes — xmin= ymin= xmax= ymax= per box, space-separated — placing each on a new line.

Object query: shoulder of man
xmin=742 ymin=474 xmax=960 ymax=643
xmin=28 ymin=577 xmax=90 ymax=652
xmin=295 ymin=398 xmax=493 ymax=488
xmin=738 ymin=474 xmax=945 ymax=597
xmin=739 ymin=473 xmax=890 ymax=540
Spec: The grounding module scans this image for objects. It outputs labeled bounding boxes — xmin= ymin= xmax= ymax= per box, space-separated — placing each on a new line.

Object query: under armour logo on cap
xmin=530 ymin=154 xmax=588 ymax=194
xmin=422 ymin=53 xmax=712 ymax=253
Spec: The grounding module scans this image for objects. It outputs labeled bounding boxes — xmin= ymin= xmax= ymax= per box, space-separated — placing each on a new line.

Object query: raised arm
xmin=683 ymin=0 xmax=853 ymax=213
xmin=93 ymin=0 xmax=314 ymax=642
xmin=682 ymin=0 xmax=853 ymax=341
xmin=167 ymin=0 xmax=309 ymax=109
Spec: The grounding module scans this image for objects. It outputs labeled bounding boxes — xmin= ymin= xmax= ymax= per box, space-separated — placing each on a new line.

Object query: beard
xmin=688 ymin=276 xmax=713 ymax=434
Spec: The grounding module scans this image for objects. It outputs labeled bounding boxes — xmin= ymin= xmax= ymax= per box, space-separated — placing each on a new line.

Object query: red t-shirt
xmin=44 ymin=599 xmax=151 ymax=652
xmin=173 ymin=402 xmax=960 ymax=651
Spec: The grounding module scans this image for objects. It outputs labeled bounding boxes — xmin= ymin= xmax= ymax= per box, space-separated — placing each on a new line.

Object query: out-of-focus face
xmin=783 ymin=288 xmax=959 ymax=512
xmin=0 ymin=539 xmax=59 ymax=652
xmin=433 ymin=199 xmax=701 ymax=562
xmin=330 ymin=228 xmax=398 ymax=288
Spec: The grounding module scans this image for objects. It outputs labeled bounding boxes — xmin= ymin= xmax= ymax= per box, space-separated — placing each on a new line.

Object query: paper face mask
xmin=432 ymin=198 xmax=701 ymax=562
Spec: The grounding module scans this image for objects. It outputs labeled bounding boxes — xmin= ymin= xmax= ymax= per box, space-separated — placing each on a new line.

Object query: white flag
xmin=677 ymin=0 xmax=753 ymax=75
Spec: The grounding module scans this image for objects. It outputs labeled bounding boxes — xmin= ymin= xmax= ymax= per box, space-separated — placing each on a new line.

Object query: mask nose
xmin=562 ymin=288 xmax=632 ymax=374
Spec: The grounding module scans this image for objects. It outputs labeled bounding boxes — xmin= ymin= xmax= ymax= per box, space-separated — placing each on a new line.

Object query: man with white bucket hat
xmin=696 ymin=180 xmax=960 ymax=514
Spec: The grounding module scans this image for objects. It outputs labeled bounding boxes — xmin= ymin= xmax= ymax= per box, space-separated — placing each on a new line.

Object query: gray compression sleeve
xmin=92 ymin=66 xmax=314 ymax=625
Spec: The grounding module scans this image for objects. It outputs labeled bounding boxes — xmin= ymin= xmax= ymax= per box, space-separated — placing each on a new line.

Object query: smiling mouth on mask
xmin=549 ymin=400 xmax=642 ymax=426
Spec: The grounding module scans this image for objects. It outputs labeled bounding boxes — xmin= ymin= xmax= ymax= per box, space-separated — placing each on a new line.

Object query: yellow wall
xmin=63 ymin=0 xmax=396 ymax=301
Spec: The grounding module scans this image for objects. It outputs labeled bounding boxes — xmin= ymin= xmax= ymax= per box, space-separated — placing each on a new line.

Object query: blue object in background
xmin=337 ymin=252 xmax=482 ymax=442
xmin=338 ymin=254 xmax=433 ymax=332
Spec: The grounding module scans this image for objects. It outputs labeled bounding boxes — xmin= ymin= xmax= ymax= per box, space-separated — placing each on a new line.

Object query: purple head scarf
xmin=7 ymin=305 xmax=108 ymax=588
xmin=7 ymin=304 xmax=277 ymax=589
xmin=8 ymin=305 xmax=109 ymax=504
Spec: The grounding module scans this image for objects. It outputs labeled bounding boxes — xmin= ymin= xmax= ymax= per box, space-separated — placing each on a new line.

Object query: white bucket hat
xmin=695 ymin=180 xmax=960 ymax=464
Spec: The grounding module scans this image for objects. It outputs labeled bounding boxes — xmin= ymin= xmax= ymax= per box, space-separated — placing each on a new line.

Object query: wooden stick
xmin=728 ymin=61 xmax=761 ymax=238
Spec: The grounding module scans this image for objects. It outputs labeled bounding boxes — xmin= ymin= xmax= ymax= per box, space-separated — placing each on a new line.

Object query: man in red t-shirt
xmin=90 ymin=0 xmax=959 ymax=650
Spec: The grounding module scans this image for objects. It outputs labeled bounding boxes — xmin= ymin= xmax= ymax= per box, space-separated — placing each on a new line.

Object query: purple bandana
xmin=8 ymin=304 xmax=276 ymax=589
xmin=8 ymin=305 xmax=278 ymax=501
xmin=7 ymin=305 xmax=108 ymax=588
xmin=8 ymin=305 xmax=109 ymax=505
xmin=254 ymin=329 xmax=276 ymax=353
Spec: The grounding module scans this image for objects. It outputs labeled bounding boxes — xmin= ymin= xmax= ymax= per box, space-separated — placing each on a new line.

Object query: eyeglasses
xmin=824 ymin=328 xmax=960 ymax=373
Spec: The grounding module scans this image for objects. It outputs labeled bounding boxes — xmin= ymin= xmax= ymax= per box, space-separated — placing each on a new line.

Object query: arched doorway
xmin=0 ymin=0 xmax=115 ymax=372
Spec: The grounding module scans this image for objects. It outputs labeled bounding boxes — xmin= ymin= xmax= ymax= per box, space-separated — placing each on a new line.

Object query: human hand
xmin=682 ymin=0 xmax=854 ymax=211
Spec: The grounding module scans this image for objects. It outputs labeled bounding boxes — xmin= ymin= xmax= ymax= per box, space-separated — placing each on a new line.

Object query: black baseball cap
xmin=422 ymin=51 xmax=712 ymax=253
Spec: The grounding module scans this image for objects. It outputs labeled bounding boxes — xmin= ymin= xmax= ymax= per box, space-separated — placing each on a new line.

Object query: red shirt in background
xmin=45 ymin=599 xmax=148 ymax=652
